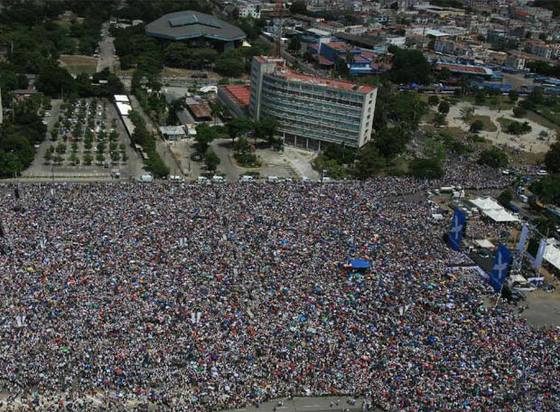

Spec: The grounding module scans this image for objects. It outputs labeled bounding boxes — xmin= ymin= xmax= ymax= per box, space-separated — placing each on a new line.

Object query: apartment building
xmin=525 ymin=39 xmax=553 ymax=60
xmin=237 ymin=1 xmax=261 ymax=19
xmin=249 ymin=56 xmax=377 ymax=149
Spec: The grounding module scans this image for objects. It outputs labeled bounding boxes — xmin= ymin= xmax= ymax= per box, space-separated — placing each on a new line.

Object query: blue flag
xmin=489 ymin=244 xmax=512 ymax=293
xmin=448 ymin=209 xmax=466 ymax=251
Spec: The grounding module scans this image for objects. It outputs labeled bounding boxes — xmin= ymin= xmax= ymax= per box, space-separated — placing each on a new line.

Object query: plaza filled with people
xmin=0 ymin=169 xmax=558 ymax=411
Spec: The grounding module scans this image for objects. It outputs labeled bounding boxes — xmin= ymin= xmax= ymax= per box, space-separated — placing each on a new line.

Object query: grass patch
xmin=59 ymin=54 xmax=97 ymax=75
xmin=53 ymin=19 xmax=71 ymax=29
xmin=386 ymin=157 xmax=409 ymax=176
xmin=531 ymin=106 xmax=560 ymax=128
xmin=497 ymin=117 xmax=514 ymax=129
xmin=426 ymin=126 xmax=467 ymax=140
xmin=421 ymin=109 xmax=437 ymax=124
xmin=525 ymin=110 xmax=559 ymax=131
xmin=471 ymin=115 xmax=497 ymax=132
xmin=463 ymin=95 xmax=514 ymax=111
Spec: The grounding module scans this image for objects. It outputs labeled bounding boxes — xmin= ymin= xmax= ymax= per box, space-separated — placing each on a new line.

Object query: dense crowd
xmin=0 ymin=174 xmax=557 ymax=411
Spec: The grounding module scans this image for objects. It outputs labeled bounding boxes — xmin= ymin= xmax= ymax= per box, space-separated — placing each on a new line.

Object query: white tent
xmin=470 ymin=197 xmax=519 ymax=223
xmin=114 ymin=95 xmax=130 ymax=103
xmin=116 ymin=102 xmax=132 ymax=116
xmin=543 ymin=239 xmax=560 ymax=271
xmin=474 ymin=239 xmax=494 ymax=249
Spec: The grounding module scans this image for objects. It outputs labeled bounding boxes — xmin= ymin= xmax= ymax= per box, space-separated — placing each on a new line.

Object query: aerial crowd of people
xmin=0 ymin=163 xmax=558 ymax=411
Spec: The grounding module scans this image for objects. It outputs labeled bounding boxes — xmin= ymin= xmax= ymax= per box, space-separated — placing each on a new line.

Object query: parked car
xmin=239 ymin=175 xmax=255 ymax=182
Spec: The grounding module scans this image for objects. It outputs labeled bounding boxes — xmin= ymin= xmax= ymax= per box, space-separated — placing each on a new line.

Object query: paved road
xmin=212 ymin=138 xmax=243 ymax=180
xmin=128 ymin=95 xmax=183 ymax=177
xmin=119 ymin=76 xmax=222 ymax=92
xmin=97 ymin=22 xmax=118 ymax=73
xmin=220 ymin=396 xmax=377 ymax=412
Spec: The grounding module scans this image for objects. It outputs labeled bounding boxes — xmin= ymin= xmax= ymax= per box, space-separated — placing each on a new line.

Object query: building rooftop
xmin=437 ymin=63 xmax=493 ymax=76
xmin=186 ymin=98 xmax=212 ymax=119
xmin=223 ymin=85 xmax=251 ymax=106
xmin=145 ymin=11 xmax=246 ymax=42
xmin=275 ymin=69 xmax=375 ymax=93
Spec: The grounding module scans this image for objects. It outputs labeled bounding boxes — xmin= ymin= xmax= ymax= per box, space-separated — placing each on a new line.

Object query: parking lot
xmin=22 ymin=97 xmax=144 ymax=180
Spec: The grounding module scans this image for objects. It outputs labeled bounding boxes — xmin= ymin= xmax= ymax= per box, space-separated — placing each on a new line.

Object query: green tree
xmin=36 ymin=63 xmax=76 ymax=98
xmin=506 ymin=120 xmax=531 ymax=135
xmin=478 ymin=147 xmax=508 ymax=168
xmin=254 ymin=117 xmax=278 ymax=144
xmin=409 ymin=158 xmax=444 ymax=179
xmin=215 ymin=56 xmax=245 ymax=77
xmin=497 ymin=189 xmax=514 ymax=207
xmin=111 ymin=151 xmax=120 ymax=162
xmin=428 ymin=95 xmax=440 ymax=106
xmin=146 ymin=156 xmax=170 ymax=178
xmin=424 ymin=136 xmax=446 ymax=161
xmin=438 ymin=100 xmax=450 ymax=115
xmin=545 ymin=142 xmax=560 ymax=173
xmin=531 ymin=175 xmax=560 ymax=204
xmin=389 ymin=48 xmax=432 ymax=85
xmin=195 ymin=124 xmax=217 ymax=153
xmin=0 ymin=151 xmax=23 ymax=178
xmin=474 ymin=90 xmax=486 ymax=105
xmin=205 ymin=148 xmax=220 ymax=171
xmin=522 ymin=87 xmax=545 ymax=110
xmin=374 ymin=127 xmax=410 ymax=159
xmin=55 ymin=142 xmax=66 ymax=154
xmin=513 ymin=106 xmax=526 ymax=118
xmin=432 ymin=112 xmax=447 ymax=127
xmin=352 ymin=143 xmax=386 ymax=179
xmin=68 ymin=152 xmax=79 ymax=165
xmin=226 ymin=117 xmax=253 ymax=142
xmin=470 ymin=119 xmax=484 ymax=133
xmin=509 ymin=90 xmax=519 ymax=103
xmin=44 ymin=147 xmax=53 ymax=163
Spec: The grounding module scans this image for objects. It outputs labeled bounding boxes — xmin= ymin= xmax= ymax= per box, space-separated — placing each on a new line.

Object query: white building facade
xmin=249 ymin=56 xmax=377 ymax=149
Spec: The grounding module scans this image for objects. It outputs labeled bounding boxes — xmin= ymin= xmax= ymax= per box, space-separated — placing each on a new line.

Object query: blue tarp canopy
xmin=349 ymin=259 xmax=370 ymax=270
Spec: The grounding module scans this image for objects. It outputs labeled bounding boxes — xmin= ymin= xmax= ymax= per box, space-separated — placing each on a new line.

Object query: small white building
xmin=159 ymin=125 xmax=186 ymax=140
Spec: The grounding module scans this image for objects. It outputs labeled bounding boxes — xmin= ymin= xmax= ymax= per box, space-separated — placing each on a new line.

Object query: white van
xmin=197 ymin=176 xmax=209 ymax=184
xmin=212 ymin=175 xmax=225 ymax=183
xmin=240 ymin=175 xmax=255 ymax=182
xmin=138 ymin=174 xmax=153 ymax=182
xmin=267 ymin=176 xmax=279 ymax=183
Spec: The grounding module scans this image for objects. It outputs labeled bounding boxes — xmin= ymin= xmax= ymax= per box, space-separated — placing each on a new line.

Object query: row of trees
xmin=0 ymin=99 xmax=47 ymax=178
xmin=128 ymin=111 xmax=169 ymax=178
